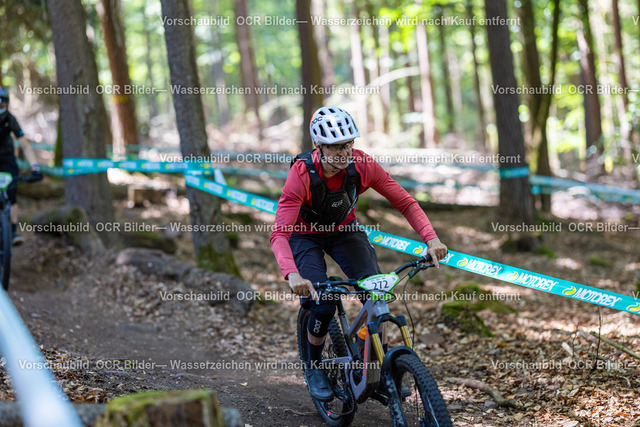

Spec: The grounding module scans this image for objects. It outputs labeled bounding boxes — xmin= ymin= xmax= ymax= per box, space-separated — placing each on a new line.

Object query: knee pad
xmin=307 ymin=302 xmax=337 ymax=338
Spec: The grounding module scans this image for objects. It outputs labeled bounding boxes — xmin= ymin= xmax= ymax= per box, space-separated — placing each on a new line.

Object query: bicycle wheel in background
xmin=0 ymin=210 xmax=12 ymax=290
xmin=296 ymin=308 xmax=356 ymax=427
xmin=388 ymin=353 xmax=452 ymax=427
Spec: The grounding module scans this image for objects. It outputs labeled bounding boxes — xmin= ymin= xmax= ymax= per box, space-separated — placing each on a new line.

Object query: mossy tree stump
xmin=97 ymin=389 xmax=232 ymax=427
xmin=440 ymin=283 xmax=517 ymax=337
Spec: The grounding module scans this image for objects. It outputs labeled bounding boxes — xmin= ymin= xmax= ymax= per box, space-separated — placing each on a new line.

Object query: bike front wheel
xmin=388 ymin=353 xmax=452 ymax=427
xmin=296 ymin=308 xmax=356 ymax=427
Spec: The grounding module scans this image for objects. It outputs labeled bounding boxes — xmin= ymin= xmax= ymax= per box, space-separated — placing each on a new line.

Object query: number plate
xmin=0 ymin=173 xmax=12 ymax=190
xmin=358 ymin=274 xmax=399 ymax=296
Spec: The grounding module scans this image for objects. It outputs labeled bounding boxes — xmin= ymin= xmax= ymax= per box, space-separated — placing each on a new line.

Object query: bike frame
xmin=317 ymin=256 xmax=432 ymax=404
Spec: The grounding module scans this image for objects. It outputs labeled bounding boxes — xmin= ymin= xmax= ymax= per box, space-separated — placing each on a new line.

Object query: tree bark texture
xmin=485 ymin=0 xmax=535 ymax=226
xmin=97 ymin=0 xmax=140 ymax=156
xmin=160 ymin=0 xmax=240 ymax=276
xmin=48 ymin=0 xmax=117 ymax=246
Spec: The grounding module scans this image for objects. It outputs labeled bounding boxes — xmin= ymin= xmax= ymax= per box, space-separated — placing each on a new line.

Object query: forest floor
xmin=1 ymin=173 xmax=640 ymax=427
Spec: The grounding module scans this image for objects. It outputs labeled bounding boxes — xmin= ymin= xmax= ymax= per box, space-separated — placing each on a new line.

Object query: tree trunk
xmin=297 ymin=0 xmax=324 ymax=151
xmin=233 ymin=0 xmax=263 ymax=139
xmin=313 ymin=0 xmax=336 ymax=89
xmin=437 ymin=5 xmax=455 ymax=135
xmin=160 ymin=0 xmax=240 ymax=276
xmin=467 ymin=0 xmax=487 ymax=151
xmin=535 ymin=0 xmax=561 ymax=213
xmin=142 ymin=7 xmax=160 ymax=121
xmin=378 ymin=24 xmax=391 ymax=134
xmin=416 ymin=18 xmax=437 ymax=148
xmin=48 ymin=0 xmax=117 ymax=247
xmin=209 ymin=1 xmax=229 ymax=127
xmin=97 ymin=0 xmax=140 ymax=157
xmin=611 ymin=0 xmax=632 ymax=166
xmin=578 ymin=0 xmax=604 ymax=174
xmin=517 ymin=0 xmax=542 ymax=153
xmin=485 ymin=0 xmax=536 ymax=232
xmin=519 ymin=0 xmax=557 ymax=212
xmin=350 ymin=3 xmax=369 ymax=144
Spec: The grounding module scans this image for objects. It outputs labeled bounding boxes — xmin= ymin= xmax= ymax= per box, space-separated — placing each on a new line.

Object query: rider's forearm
xmin=17 ymin=137 xmax=38 ymax=167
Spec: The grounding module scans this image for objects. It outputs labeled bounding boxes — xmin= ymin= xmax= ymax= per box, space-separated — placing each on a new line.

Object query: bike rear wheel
xmin=0 ymin=210 xmax=11 ymax=290
xmin=388 ymin=353 xmax=452 ymax=427
xmin=297 ymin=308 xmax=356 ymax=427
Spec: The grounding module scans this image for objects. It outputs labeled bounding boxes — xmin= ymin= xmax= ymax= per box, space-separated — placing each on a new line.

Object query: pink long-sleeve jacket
xmin=270 ymin=149 xmax=438 ymax=279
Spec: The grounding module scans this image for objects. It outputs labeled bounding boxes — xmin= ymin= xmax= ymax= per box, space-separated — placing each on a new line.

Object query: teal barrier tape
xmin=499 ymin=166 xmax=531 ymax=179
xmin=43 ymin=156 xmax=640 ymax=206
xmin=17 ymin=159 xmax=66 ymax=177
xmin=43 ymin=158 xmax=640 ymax=315
xmin=529 ymin=175 xmax=640 ymax=204
xmin=185 ymin=174 xmax=278 ymax=214
xmin=182 ymin=174 xmax=640 ymax=316
xmin=63 ymin=158 xmax=215 ymax=175
xmin=53 ymin=154 xmax=640 ymax=204
xmin=360 ymin=228 xmax=640 ymax=315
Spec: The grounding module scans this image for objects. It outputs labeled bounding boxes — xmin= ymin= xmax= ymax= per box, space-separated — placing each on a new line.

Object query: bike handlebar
xmin=312 ymin=254 xmax=434 ymax=293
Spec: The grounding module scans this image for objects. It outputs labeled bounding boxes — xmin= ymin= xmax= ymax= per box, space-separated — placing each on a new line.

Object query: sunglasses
xmin=322 ymin=141 xmax=354 ymax=153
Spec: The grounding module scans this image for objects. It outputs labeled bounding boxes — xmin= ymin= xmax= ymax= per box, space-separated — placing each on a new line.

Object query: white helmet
xmin=310 ymin=106 xmax=360 ymax=144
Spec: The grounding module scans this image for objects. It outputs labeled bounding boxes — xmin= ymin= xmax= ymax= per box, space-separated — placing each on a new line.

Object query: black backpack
xmin=291 ymin=149 xmax=361 ymax=229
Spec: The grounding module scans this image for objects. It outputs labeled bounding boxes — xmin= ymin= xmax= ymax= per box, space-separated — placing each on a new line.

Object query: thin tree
xmin=485 ymin=0 xmax=536 ymax=237
xmin=416 ymin=14 xmax=437 ymax=148
xmin=209 ymin=0 xmax=229 ymax=127
xmin=436 ymin=4 xmax=455 ymax=135
xmin=97 ymin=0 xmax=140 ymax=156
xmin=297 ymin=0 xmax=324 ymax=150
xmin=611 ymin=0 xmax=632 ymax=167
xmin=466 ymin=0 xmax=487 ymax=150
xmin=518 ymin=0 xmax=560 ymax=212
xmin=578 ymin=0 xmax=604 ymax=174
xmin=312 ymin=0 xmax=336 ymax=89
xmin=142 ymin=5 xmax=159 ymax=120
xmin=233 ymin=0 xmax=263 ymax=139
xmin=350 ymin=2 xmax=369 ymax=144
xmin=160 ymin=0 xmax=240 ymax=276
xmin=48 ymin=0 xmax=117 ymax=246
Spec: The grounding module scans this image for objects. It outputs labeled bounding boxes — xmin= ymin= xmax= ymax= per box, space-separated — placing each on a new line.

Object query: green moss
xmin=99 ymin=389 xmax=221 ymax=427
xmin=441 ymin=300 xmax=493 ymax=337
xmin=441 ymin=283 xmax=517 ymax=337
xmin=196 ymin=245 xmax=243 ymax=279
xmin=223 ymin=212 xmax=254 ymax=225
xmin=589 ymin=255 xmax=612 ymax=267
xmin=228 ymin=231 xmax=239 ymax=249
xmin=534 ymin=245 xmax=557 ymax=259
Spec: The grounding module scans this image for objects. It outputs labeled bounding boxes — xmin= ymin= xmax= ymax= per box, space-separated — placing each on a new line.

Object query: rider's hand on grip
xmin=424 ymin=238 xmax=448 ymax=269
xmin=288 ymin=272 xmax=319 ymax=302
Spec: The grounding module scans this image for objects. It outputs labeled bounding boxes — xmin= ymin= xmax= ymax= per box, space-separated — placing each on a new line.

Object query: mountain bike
xmin=0 ymin=171 xmax=43 ymax=290
xmin=297 ymin=254 xmax=453 ymax=426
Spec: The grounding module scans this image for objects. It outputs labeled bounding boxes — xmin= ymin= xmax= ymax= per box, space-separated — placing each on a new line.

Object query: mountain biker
xmin=270 ymin=106 xmax=447 ymax=402
xmin=0 ymin=87 xmax=41 ymax=245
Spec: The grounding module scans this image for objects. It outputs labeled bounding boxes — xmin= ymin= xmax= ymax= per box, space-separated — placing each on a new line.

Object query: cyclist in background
xmin=0 ymin=87 xmax=41 ymax=245
xmin=270 ymin=106 xmax=447 ymax=401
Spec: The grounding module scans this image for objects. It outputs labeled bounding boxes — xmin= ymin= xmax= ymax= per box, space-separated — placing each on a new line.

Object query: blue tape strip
xmin=42 ymin=157 xmax=640 ymax=315
xmin=361 ymin=228 xmax=640 ymax=315
xmin=182 ymin=174 xmax=640 ymax=317
xmin=499 ymin=166 xmax=530 ymax=179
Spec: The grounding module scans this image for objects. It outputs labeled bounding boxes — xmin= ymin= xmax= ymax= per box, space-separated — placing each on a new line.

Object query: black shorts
xmin=0 ymin=155 xmax=18 ymax=204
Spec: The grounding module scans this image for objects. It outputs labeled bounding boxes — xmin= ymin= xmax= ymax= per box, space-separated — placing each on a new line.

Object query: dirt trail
xmin=2 ymin=196 xmax=640 ymax=426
